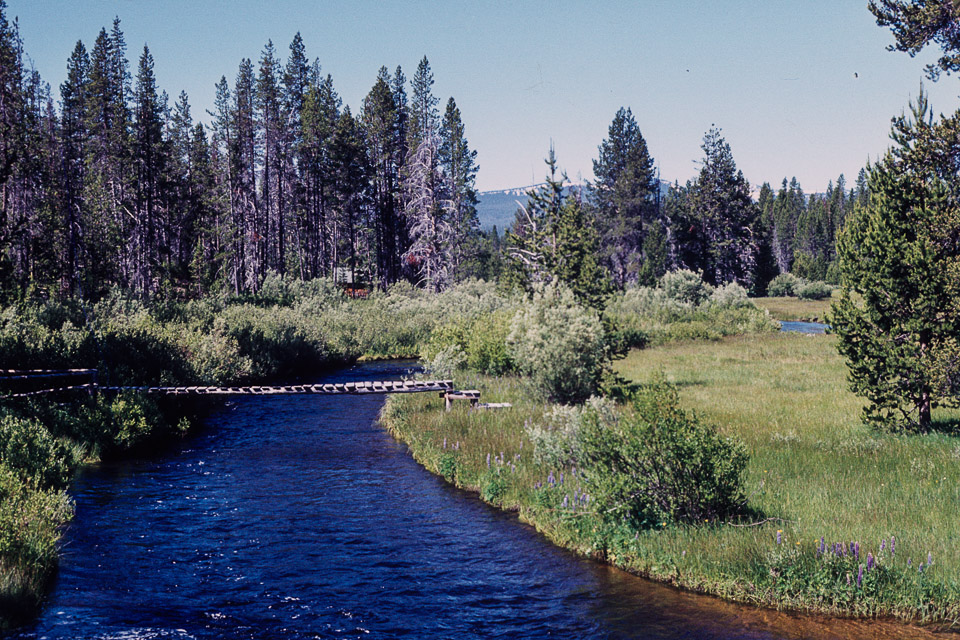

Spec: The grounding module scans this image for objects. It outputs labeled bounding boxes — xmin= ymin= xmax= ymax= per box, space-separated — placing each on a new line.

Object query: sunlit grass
xmin=383 ymin=332 xmax=960 ymax=625
xmin=751 ymin=291 xmax=839 ymax=322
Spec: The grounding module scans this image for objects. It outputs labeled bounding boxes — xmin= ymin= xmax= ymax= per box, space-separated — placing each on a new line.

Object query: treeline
xmin=0 ymin=5 xmax=482 ymax=300
xmin=506 ymin=108 xmax=869 ymax=303
xmin=0 ymin=2 xmax=866 ymax=304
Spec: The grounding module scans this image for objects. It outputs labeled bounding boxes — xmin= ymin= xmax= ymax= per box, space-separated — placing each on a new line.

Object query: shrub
xmin=507 ymin=283 xmax=607 ymax=404
xmin=0 ymin=415 xmax=80 ymax=490
xmin=767 ymin=273 xmax=802 ymax=297
xmin=578 ymin=381 xmax=748 ymax=527
xmin=524 ymin=397 xmax=617 ymax=468
xmin=465 ymin=311 xmax=514 ymax=375
xmin=708 ymin=282 xmax=750 ymax=307
xmin=659 ymin=269 xmax=713 ymax=306
xmin=797 ymin=280 xmax=832 ymax=300
xmin=0 ymin=463 xmax=72 ymax=613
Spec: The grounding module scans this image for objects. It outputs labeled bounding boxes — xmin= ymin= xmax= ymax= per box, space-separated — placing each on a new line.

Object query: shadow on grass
xmin=927 ymin=417 xmax=960 ymax=436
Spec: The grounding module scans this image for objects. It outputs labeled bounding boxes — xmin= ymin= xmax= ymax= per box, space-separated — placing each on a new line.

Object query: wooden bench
xmin=440 ymin=389 xmax=480 ymax=411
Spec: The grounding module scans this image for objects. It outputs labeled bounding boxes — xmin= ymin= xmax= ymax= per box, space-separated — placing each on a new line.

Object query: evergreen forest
xmin=0 ymin=5 xmax=860 ymax=304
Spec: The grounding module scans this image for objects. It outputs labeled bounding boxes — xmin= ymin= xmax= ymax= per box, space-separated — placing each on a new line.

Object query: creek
xmin=4 ymin=360 xmax=936 ymax=639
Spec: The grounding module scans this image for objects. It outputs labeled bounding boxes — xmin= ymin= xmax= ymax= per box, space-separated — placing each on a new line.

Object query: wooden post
xmin=89 ymin=369 xmax=98 ymax=398
xmin=445 ymin=393 xmax=452 ymax=412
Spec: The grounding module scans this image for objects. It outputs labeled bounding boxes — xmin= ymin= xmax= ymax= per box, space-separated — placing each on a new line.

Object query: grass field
xmin=752 ymin=292 xmax=837 ymax=321
xmin=382 ymin=331 xmax=960 ymax=625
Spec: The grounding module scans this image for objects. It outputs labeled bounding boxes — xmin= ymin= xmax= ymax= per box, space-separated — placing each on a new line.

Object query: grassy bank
xmin=752 ymin=292 xmax=837 ymax=322
xmin=0 ymin=278 xmax=519 ymax=627
xmin=381 ymin=332 xmax=960 ymax=626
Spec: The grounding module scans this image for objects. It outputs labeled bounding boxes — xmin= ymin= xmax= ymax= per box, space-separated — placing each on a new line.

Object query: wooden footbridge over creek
xmin=0 ymin=369 xmax=510 ymax=410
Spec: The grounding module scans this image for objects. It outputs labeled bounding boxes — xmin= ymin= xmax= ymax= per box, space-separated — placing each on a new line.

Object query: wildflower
xmin=908 ymin=558 xmax=912 ymax=567
xmin=443 ymin=437 xmax=447 ymax=449
xmin=857 ymin=565 xmax=863 ymax=587
xmin=562 ymin=495 xmax=569 ymax=508
xmin=486 ymin=453 xmax=490 ymax=468
xmin=919 ymin=562 xmax=925 ymax=573
xmin=846 ymin=574 xmax=851 ymax=585
xmin=854 ymin=542 xmax=860 ymax=560
xmin=890 ymin=536 xmax=895 ymax=555
xmin=818 ymin=537 xmax=825 ymax=555
xmin=880 ymin=539 xmax=885 ymax=553
xmin=776 ymin=530 xmax=782 ymax=545
xmin=866 ymin=553 xmax=874 ymax=571
xmin=928 ymin=551 xmax=933 ymax=566
xmin=559 ymin=472 xmax=564 ymax=486
xmin=681 ymin=550 xmax=686 ymax=558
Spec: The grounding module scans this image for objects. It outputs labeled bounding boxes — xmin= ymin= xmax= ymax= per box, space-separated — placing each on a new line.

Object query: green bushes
xmin=797 ymin=280 xmax=832 ymax=300
xmin=577 ymin=381 xmax=748 ymax=527
xmin=767 ymin=273 xmax=832 ymax=300
xmin=0 ymin=416 xmax=81 ymax=490
xmin=507 ymin=283 xmax=607 ymax=404
xmin=0 ymin=463 xmax=72 ymax=621
xmin=604 ymin=270 xmax=778 ymax=345
xmin=768 ymin=273 xmax=802 ymax=297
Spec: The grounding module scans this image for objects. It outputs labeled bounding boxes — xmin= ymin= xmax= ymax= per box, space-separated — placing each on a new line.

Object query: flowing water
xmin=779 ymin=321 xmax=829 ymax=334
xmin=5 ymin=361 xmax=942 ymax=639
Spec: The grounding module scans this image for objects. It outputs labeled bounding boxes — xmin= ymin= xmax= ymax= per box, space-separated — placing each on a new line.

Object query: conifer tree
xmin=591 ymin=107 xmax=660 ymax=287
xmin=685 ymin=127 xmax=758 ymax=287
xmin=506 ymin=149 xmax=611 ymax=308
xmin=832 ymin=99 xmax=960 ymax=431
xmin=439 ymin=97 xmax=479 ymax=280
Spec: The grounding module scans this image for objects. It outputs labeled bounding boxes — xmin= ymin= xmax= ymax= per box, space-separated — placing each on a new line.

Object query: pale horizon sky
xmin=7 ymin=1 xmax=960 ymax=193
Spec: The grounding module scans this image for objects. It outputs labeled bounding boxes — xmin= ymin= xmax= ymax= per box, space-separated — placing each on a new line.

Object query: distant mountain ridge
xmin=476 ymin=181 xmax=673 ymax=231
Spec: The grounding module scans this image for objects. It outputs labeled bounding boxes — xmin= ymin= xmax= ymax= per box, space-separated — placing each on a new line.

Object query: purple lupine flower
xmin=562 ymin=495 xmax=569 ymax=508
xmin=928 ymin=552 xmax=933 ymax=566
xmin=486 ymin=453 xmax=491 ymax=468
xmin=819 ymin=537 xmax=825 ymax=555
xmin=866 ymin=553 xmax=874 ymax=571
xmin=559 ymin=472 xmax=564 ymax=486
xmin=849 ymin=541 xmax=856 ymax=556
xmin=908 ymin=558 xmax=912 ymax=567
xmin=855 ymin=542 xmax=860 ymax=560
xmin=880 ymin=539 xmax=886 ymax=553
xmin=919 ymin=562 xmax=926 ymax=573
xmin=443 ymin=437 xmax=447 ymax=449
xmin=585 ymin=494 xmax=590 ymax=505
xmin=857 ymin=565 xmax=863 ymax=587
xmin=890 ymin=536 xmax=895 ymax=555
xmin=776 ymin=530 xmax=782 ymax=545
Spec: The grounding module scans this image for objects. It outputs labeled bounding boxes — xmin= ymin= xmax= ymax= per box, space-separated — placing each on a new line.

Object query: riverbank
xmin=0 ymin=279 xmax=517 ymax=627
xmin=380 ymin=331 xmax=960 ymax=627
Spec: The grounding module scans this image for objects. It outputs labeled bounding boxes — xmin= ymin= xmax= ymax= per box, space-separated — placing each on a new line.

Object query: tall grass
xmin=382 ymin=332 xmax=960 ymax=626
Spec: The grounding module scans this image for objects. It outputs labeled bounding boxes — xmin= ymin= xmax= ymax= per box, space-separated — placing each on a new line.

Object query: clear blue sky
xmin=7 ymin=0 xmax=959 ymax=193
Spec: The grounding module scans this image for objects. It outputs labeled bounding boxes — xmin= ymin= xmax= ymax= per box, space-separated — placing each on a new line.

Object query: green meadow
xmin=382 ymin=331 xmax=960 ymax=625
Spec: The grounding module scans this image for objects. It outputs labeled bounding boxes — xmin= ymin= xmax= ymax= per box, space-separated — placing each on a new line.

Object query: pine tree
xmin=832 ymin=99 xmax=960 ymax=431
xmin=58 ymin=40 xmax=88 ymax=296
xmin=131 ymin=45 xmax=166 ymax=295
xmin=402 ymin=133 xmax=452 ymax=291
xmin=591 ymin=107 xmax=660 ymax=287
xmin=300 ymin=73 xmax=340 ymax=278
xmin=505 ymin=149 xmax=611 ymax=308
xmin=438 ymin=97 xmax=479 ymax=280
xmin=362 ymin=66 xmax=402 ymax=287
xmin=869 ymin=0 xmax=960 ymax=81
xmin=685 ymin=127 xmax=758 ymax=287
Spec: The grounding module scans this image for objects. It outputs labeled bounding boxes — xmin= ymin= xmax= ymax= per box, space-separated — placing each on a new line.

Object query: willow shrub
xmin=0 ymin=463 xmax=72 ymax=619
xmin=578 ymin=381 xmax=748 ymax=527
xmin=507 ymin=283 xmax=607 ymax=404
